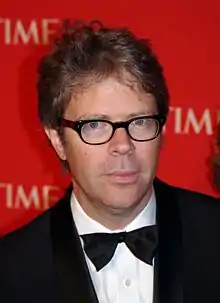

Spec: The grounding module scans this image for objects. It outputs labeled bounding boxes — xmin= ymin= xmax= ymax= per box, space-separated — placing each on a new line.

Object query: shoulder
xmin=0 ymin=185 xmax=72 ymax=249
xmin=0 ymin=204 xmax=52 ymax=259
xmin=0 ymin=206 xmax=52 ymax=291
xmin=0 ymin=188 xmax=72 ymax=297
xmin=155 ymin=177 xmax=220 ymax=217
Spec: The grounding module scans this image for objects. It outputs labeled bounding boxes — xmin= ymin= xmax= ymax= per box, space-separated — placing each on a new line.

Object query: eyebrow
xmin=126 ymin=112 xmax=156 ymax=119
xmin=76 ymin=111 xmax=156 ymax=121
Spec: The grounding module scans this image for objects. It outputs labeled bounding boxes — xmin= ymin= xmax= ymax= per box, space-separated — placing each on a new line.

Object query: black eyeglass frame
xmin=61 ymin=114 xmax=166 ymax=145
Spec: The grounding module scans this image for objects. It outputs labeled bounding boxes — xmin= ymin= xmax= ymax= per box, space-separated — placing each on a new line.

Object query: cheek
xmin=64 ymin=131 xmax=88 ymax=163
xmin=137 ymin=141 xmax=160 ymax=168
xmin=66 ymin=144 xmax=89 ymax=169
xmin=64 ymin=137 xmax=105 ymax=175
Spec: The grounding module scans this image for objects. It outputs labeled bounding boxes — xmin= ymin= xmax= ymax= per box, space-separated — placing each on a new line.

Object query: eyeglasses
xmin=61 ymin=115 xmax=166 ymax=145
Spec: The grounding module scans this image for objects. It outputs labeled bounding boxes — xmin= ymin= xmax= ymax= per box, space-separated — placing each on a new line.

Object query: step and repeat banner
xmin=0 ymin=0 xmax=220 ymax=235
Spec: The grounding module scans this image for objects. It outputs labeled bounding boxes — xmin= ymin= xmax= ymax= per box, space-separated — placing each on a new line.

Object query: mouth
xmin=106 ymin=171 xmax=139 ymax=184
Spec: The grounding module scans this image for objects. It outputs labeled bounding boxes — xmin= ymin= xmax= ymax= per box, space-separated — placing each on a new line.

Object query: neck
xmin=72 ymin=182 xmax=153 ymax=230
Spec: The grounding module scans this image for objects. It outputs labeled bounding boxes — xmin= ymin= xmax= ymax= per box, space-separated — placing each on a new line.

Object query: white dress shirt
xmin=71 ymin=191 xmax=156 ymax=303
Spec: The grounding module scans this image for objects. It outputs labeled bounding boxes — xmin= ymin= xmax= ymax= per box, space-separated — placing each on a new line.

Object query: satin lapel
xmin=50 ymin=186 xmax=99 ymax=303
xmin=153 ymin=179 xmax=184 ymax=303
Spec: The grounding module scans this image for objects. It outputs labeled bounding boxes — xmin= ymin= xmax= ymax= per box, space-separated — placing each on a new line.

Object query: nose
xmin=108 ymin=128 xmax=134 ymax=155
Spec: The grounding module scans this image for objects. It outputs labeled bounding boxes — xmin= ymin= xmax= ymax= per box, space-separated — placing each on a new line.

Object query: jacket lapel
xmin=50 ymin=186 xmax=99 ymax=303
xmin=153 ymin=178 xmax=184 ymax=303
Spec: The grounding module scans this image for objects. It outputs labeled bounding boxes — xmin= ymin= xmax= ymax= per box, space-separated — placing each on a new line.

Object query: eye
xmin=87 ymin=121 xmax=100 ymax=129
xmin=134 ymin=118 xmax=145 ymax=125
xmin=82 ymin=121 xmax=109 ymax=133
xmin=130 ymin=117 xmax=157 ymax=131
xmin=132 ymin=117 xmax=148 ymax=126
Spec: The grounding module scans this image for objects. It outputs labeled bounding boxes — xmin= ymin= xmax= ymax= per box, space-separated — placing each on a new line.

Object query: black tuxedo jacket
xmin=0 ymin=178 xmax=220 ymax=303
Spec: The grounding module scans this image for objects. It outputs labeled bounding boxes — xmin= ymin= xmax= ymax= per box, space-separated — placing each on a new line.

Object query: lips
xmin=106 ymin=171 xmax=139 ymax=184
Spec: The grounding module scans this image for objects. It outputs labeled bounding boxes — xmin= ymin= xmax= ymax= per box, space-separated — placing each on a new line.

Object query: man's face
xmin=48 ymin=77 xmax=161 ymax=212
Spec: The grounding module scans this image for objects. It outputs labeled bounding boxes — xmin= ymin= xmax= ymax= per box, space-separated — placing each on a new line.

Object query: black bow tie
xmin=80 ymin=225 xmax=158 ymax=271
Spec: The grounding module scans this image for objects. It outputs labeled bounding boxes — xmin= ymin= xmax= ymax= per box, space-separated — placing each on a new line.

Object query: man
xmin=0 ymin=20 xmax=220 ymax=303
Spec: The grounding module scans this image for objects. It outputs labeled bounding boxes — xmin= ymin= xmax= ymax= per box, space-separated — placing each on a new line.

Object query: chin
xmin=102 ymin=201 xmax=139 ymax=214
xmin=101 ymin=189 xmax=144 ymax=211
xmin=96 ymin=176 xmax=151 ymax=209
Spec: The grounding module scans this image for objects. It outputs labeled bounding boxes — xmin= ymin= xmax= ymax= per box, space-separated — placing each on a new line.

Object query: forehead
xmin=65 ymin=77 xmax=157 ymax=120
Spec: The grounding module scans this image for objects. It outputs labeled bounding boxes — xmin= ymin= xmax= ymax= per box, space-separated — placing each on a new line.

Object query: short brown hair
xmin=37 ymin=20 xmax=170 ymax=130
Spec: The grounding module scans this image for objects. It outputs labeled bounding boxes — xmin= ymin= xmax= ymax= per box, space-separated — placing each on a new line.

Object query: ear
xmin=44 ymin=128 xmax=67 ymax=161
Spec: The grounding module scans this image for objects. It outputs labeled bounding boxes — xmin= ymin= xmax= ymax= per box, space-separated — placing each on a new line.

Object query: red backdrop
xmin=0 ymin=0 xmax=220 ymax=236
